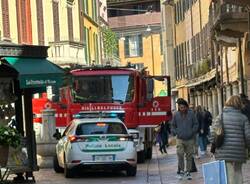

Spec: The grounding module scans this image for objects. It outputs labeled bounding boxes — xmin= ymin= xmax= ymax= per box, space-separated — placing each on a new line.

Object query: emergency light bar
xmin=73 ymin=111 xmax=125 ymax=121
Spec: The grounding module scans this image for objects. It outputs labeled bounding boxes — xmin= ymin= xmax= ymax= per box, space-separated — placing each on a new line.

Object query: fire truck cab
xmin=33 ymin=66 xmax=172 ymax=163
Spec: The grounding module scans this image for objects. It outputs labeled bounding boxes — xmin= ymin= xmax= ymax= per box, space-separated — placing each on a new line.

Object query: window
xmin=124 ymin=35 xmax=143 ymax=57
xmin=72 ymin=75 xmax=135 ymax=103
xmin=67 ymin=5 xmax=73 ymax=41
xmin=36 ymin=0 xmax=44 ymax=45
xmin=83 ymin=0 xmax=88 ymax=15
xmin=94 ymin=33 xmax=99 ymax=64
xmin=134 ymin=63 xmax=144 ymax=70
xmin=92 ymin=0 xmax=97 ymax=21
xmin=52 ymin=1 xmax=60 ymax=42
xmin=160 ymin=33 xmax=163 ymax=55
xmin=76 ymin=122 xmax=127 ymax=135
xmin=1 ymin=0 xmax=10 ymax=38
xmin=84 ymin=27 xmax=90 ymax=64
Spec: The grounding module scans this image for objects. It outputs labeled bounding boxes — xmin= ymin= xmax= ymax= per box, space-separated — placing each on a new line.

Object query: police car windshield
xmin=76 ymin=122 xmax=127 ymax=135
xmin=72 ymin=75 xmax=134 ymax=103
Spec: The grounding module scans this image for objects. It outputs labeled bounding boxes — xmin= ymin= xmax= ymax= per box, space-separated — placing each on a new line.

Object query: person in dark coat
xmin=240 ymin=94 xmax=250 ymax=120
xmin=240 ymin=94 xmax=250 ymax=159
xmin=211 ymin=95 xmax=250 ymax=184
xmin=156 ymin=122 xmax=170 ymax=154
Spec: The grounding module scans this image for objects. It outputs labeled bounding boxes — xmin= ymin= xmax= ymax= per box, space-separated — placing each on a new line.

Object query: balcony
xmin=221 ymin=0 xmax=250 ymax=6
xmin=109 ymin=12 xmax=161 ymax=30
xmin=107 ymin=0 xmax=154 ymax=6
xmin=47 ymin=39 xmax=85 ymax=66
xmin=210 ymin=1 xmax=248 ymax=39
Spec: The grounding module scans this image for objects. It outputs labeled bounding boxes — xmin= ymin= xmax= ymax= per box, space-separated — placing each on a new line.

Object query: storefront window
xmin=0 ymin=78 xmax=16 ymax=126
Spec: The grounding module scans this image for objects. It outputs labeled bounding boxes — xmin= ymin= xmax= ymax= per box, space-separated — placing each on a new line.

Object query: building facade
xmin=108 ymin=0 xmax=166 ymax=96
xmin=0 ymin=0 xmax=106 ymax=66
xmin=162 ymin=0 xmax=250 ymax=117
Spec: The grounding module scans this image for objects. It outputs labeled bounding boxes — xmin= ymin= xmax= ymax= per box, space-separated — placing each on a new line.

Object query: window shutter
xmin=67 ymin=6 xmax=74 ymax=41
xmin=79 ymin=0 xmax=83 ymax=42
xmin=1 ymin=0 xmax=10 ymax=38
xmin=87 ymin=28 xmax=91 ymax=64
xmin=21 ymin=0 xmax=27 ymax=43
xmin=124 ymin=36 xmax=129 ymax=57
xmin=138 ymin=34 xmax=143 ymax=57
xmin=52 ymin=1 xmax=60 ymax=42
xmin=84 ymin=27 xmax=88 ymax=64
xmin=36 ymin=0 xmax=44 ymax=45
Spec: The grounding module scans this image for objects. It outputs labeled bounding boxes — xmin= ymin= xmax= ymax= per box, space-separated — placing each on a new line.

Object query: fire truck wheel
xmin=53 ymin=155 xmax=63 ymax=173
xmin=146 ymin=147 xmax=153 ymax=159
xmin=137 ymin=150 xmax=145 ymax=163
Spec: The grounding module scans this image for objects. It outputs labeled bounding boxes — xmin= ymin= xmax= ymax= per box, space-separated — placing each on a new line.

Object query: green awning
xmin=4 ymin=57 xmax=64 ymax=89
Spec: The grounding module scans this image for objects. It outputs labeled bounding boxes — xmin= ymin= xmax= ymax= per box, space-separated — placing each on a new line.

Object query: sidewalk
xmin=156 ymin=145 xmax=250 ymax=184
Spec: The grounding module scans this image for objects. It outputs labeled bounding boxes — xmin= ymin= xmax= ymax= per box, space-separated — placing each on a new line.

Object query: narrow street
xmin=32 ymin=146 xmax=250 ymax=184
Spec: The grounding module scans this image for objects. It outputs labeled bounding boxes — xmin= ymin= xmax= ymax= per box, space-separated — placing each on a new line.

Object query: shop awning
xmin=4 ymin=57 xmax=64 ymax=89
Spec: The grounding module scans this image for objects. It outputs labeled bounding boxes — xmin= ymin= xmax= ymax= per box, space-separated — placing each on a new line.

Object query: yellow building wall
xmin=83 ymin=0 xmax=100 ymax=64
xmin=175 ymin=22 xmax=186 ymax=44
xmin=83 ymin=17 xmax=99 ymax=63
xmin=191 ymin=2 xmax=201 ymax=35
xmin=119 ymin=33 xmax=165 ymax=96
xmin=200 ymin=0 xmax=212 ymax=28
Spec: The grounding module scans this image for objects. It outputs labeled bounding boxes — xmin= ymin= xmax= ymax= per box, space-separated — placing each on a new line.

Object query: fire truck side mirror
xmin=146 ymin=78 xmax=154 ymax=100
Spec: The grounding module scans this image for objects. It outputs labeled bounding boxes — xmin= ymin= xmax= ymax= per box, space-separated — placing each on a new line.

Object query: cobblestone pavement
xmin=23 ymin=146 xmax=250 ymax=184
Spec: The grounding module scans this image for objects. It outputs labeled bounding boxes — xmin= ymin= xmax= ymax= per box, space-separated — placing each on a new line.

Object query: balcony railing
xmin=210 ymin=2 xmax=248 ymax=27
xmin=107 ymin=0 xmax=146 ymax=5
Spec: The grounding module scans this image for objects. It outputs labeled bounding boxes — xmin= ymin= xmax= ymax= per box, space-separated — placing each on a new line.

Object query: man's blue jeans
xmin=198 ymin=135 xmax=208 ymax=152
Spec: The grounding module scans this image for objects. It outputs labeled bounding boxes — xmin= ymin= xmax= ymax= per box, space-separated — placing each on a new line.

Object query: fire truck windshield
xmin=72 ymin=75 xmax=134 ymax=103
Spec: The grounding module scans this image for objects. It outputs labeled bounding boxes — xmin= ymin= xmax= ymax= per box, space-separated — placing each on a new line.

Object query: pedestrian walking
xmin=159 ymin=122 xmax=170 ymax=154
xmin=171 ymin=98 xmax=199 ymax=180
xmin=210 ymin=95 xmax=250 ymax=184
xmin=195 ymin=105 xmax=208 ymax=156
xmin=155 ymin=122 xmax=170 ymax=154
xmin=240 ymin=94 xmax=250 ymax=121
xmin=240 ymin=94 xmax=250 ymax=160
xmin=203 ymin=107 xmax=212 ymax=139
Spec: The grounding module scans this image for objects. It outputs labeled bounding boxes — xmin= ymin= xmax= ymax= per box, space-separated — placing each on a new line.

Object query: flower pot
xmin=0 ymin=145 xmax=9 ymax=167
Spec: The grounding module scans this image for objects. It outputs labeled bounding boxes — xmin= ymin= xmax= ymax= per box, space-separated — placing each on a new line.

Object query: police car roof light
xmin=72 ymin=111 xmax=124 ymax=119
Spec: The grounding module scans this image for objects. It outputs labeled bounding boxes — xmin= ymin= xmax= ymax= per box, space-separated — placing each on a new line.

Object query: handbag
xmin=214 ymin=113 xmax=224 ymax=148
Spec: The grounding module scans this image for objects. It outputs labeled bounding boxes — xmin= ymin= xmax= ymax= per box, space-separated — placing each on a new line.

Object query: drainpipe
xmin=238 ymin=38 xmax=245 ymax=95
xmin=220 ymin=45 xmax=224 ymax=108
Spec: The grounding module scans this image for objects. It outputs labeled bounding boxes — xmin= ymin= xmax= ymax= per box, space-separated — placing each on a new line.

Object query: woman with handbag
xmin=210 ymin=95 xmax=250 ymax=184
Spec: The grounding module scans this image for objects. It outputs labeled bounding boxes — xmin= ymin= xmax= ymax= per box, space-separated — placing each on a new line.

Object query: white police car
xmin=53 ymin=117 xmax=137 ymax=178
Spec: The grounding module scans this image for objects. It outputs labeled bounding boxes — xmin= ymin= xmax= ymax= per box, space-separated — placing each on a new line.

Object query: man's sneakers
xmin=176 ymin=171 xmax=185 ymax=180
xmin=177 ymin=171 xmax=192 ymax=180
xmin=185 ymin=172 xmax=192 ymax=180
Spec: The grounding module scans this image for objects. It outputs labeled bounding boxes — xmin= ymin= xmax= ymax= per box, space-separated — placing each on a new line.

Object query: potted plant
xmin=0 ymin=125 xmax=21 ymax=167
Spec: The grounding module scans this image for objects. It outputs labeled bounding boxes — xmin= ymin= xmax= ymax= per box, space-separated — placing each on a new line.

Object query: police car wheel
xmin=126 ymin=166 xmax=137 ymax=176
xmin=53 ymin=155 xmax=63 ymax=173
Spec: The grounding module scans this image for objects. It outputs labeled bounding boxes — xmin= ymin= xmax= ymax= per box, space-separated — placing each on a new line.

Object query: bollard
xmin=36 ymin=108 xmax=57 ymax=168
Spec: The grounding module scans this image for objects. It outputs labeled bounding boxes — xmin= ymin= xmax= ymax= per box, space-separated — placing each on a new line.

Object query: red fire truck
xmin=32 ymin=66 xmax=172 ymax=162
